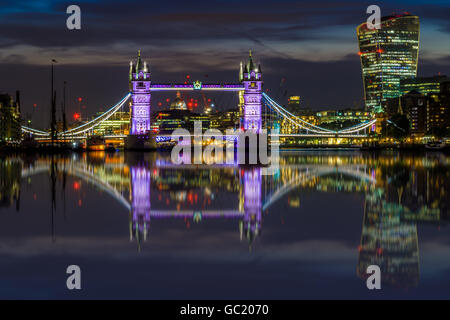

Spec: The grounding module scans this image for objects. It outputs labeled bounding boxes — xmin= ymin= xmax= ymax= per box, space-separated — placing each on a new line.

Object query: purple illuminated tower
xmin=130 ymin=166 xmax=151 ymax=244
xmin=240 ymin=168 xmax=262 ymax=245
xmin=240 ymin=51 xmax=263 ymax=133
xmin=129 ymin=50 xmax=151 ymax=135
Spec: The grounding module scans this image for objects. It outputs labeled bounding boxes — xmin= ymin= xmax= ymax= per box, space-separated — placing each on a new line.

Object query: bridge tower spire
xmin=241 ymin=51 xmax=263 ymax=133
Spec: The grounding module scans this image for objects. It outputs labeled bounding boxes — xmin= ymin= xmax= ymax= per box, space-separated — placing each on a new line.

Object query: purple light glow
xmin=130 ymin=53 xmax=151 ymax=135
xmin=131 ymin=167 xmax=151 ymax=234
xmin=242 ymin=54 xmax=263 ymax=133
xmin=243 ymin=168 xmax=262 ymax=235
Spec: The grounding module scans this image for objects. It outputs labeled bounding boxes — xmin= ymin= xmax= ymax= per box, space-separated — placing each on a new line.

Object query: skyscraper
xmin=357 ymin=14 xmax=420 ymax=113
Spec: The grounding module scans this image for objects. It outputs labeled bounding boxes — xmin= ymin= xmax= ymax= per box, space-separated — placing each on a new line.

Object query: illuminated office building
xmin=401 ymin=75 xmax=449 ymax=96
xmin=357 ymin=14 xmax=420 ymax=113
xmin=93 ymin=111 xmax=130 ymax=136
xmin=427 ymin=81 xmax=450 ymax=135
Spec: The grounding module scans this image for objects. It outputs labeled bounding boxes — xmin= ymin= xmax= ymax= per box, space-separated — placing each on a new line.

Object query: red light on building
xmin=78 ymin=97 xmax=82 ymax=102
xmin=186 ymin=75 xmax=190 ymax=79
xmin=73 ymin=113 xmax=80 ymax=120
xmin=166 ymin=98 xmax=170 ymax=103
xmin=33 ymin=103 xmax=37 ymax=108
xmin=158 ymin=102 xmax=162 ymax=106
xmin=358 ymin=51 xmax=363 ymax=56
xmin=194 ymin=103 xmax=198 ymax=107
xmin=73 ymin=181 xmax=81 ymax=191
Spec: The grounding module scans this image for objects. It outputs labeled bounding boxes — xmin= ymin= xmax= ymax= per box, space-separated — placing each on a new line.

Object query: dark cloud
xmin=0 ymin=0 xmax=450 ymax=127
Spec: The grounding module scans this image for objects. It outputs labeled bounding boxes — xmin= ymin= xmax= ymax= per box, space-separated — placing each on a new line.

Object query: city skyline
xmin=1 ymin=1 xmax=450 ymax=127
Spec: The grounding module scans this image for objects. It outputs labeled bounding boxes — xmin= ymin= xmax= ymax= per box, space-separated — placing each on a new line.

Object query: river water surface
xmin=0 ymin=151 xmax=449 ymax=299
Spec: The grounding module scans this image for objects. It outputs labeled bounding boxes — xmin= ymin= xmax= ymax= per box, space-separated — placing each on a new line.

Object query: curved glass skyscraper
xmin=357 ymin=14 xmax=420 ymax=113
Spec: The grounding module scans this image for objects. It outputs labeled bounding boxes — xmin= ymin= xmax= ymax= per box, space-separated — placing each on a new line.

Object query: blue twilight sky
xmin=0 ymin=0 xmax=450 ymax=127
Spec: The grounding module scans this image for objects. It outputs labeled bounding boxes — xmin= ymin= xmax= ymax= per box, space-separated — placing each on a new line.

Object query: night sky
xmin=1 ymin=0 xmax=450 ymax=128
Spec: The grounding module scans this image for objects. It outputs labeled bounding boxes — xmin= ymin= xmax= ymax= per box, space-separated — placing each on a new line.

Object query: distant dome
xmin=170 ymin=91 xmax=187 ymax=110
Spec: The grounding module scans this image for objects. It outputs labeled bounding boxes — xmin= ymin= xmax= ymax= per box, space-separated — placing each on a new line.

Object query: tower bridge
xmin=22 ymin=51 xmax=375 ymax=142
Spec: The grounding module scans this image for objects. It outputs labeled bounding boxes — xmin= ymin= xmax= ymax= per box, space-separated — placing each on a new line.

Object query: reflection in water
xmin=1 ymin=151 xmax=449 ymax=292
xmin=0 ymin=158 xmax=21 ymax=210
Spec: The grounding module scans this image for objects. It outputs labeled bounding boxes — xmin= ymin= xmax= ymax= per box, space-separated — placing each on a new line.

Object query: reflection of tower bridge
xmin=20 ymin=157 xmax=380 ymax=244
xmin=22 ymin=51 xmax=376 ymax=141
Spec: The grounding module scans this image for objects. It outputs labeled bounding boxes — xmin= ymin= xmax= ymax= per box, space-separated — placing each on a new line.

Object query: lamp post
xmin=50 ymin=59 xmax=58 ymax=146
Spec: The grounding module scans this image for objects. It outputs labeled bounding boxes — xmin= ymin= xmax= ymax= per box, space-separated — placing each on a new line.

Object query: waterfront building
xmin=401 ymin=75 xmax=449 ymax=96
xmin=0 ymin=92 xmax=21 ymax=144
xmin=386 ymin=91 xmax=427 ymax=135
xmin=386 ymin=80 xmax=450 ymax=136
xmin=426 ymin=81 xmax=450 ymax=136
xmin=357 ymin=14 xmax=420 ymax=113
xmin=93 ymin=111 xmax=130 ymax=136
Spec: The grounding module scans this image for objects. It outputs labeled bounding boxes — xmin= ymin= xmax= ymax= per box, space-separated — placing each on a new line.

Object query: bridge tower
xmin=130 ymin=50 xmax=151 ymax=134
xmin=126 ymin=51 xmax=156 ymax=150
xmin=240 ymin=51 xmax=263 ymax=133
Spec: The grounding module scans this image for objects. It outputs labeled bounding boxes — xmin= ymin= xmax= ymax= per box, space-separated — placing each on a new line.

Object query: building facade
xmin=386 ymin=81 xmax=450 ymax=137
xmin=400 ymin=75 xmax=449 ymax=96
xmin=427 ymin=81 xmax=450 ymax=136
xmin=357 ymin=14 xmax=420 ymax=113
xmin=0 ymin=92 xmax=21 ymax=144
xmin=93 ymin=111 xmax=130 ymax=136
